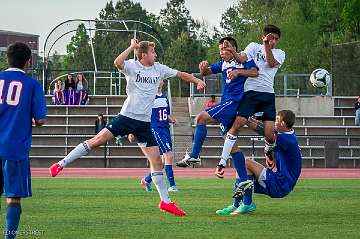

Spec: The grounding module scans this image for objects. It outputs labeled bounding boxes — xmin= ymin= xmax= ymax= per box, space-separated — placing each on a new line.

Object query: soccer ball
xmin=309 ymin=68 xmax=330 ymax=88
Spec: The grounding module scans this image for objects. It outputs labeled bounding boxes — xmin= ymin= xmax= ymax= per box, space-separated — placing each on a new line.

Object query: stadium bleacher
xmin=31 ymin=95 xmax=359 ymax=168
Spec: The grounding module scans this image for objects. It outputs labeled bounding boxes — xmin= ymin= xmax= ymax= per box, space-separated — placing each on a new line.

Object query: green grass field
xmin=2 ymin=178 xmax=360 ymax=239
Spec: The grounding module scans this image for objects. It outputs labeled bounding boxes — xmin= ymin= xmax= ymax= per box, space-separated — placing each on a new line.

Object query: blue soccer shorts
xmin=0 ymin=157 xmax=32 ymax=198
xmin=151 ymin=127 xmax=172 ymax=155
xmin=253 ymin=168 xmax=291 ymax=198
xmin=206 ymin=100 xmax=240 ymax=135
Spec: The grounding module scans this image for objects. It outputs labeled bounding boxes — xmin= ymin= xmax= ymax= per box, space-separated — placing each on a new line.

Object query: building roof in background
xmin=0 ymin=30 xmax=39 ymax=37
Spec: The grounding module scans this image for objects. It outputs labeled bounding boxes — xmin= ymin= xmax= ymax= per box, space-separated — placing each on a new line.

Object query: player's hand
xmin=262 ymin=33 xmax=274 ymax=44
xmin=169 ymin=118 xmax=177 ymax=125
xmin=130 ymin=38 xmax=139 ymax=49
xmin=198 ymin=61 xmax=209 ymax=72
xmin=196 ymin=79 xmax=206 ymax=90
xmin=127 ymin=134 xmax=136 ymax=143
xmin=223 ymin=40 xmax=236 ymax=54
xmin=227 ymin=69 xmax=240 ymax=80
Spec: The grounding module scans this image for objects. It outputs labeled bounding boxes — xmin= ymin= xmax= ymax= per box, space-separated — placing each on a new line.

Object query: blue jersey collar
xmin=5 ymin=68 xmax=25 ymax=73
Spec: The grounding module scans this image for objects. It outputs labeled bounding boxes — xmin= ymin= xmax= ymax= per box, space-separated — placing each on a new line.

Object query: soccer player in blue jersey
xmin=0 ymin=42 xmax=47 ymax=239
xmin=176 ymin=37 xmax=258 ymax=176
xmin=140 ymin=79 xmax=179 ymax=192
xmin=49 ymin=38 xmax=206 ymax=216
xmin=216 ymin=110 xmax=302 ymax=215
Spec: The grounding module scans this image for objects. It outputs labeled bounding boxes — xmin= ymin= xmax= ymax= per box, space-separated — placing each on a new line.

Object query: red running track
xmin=32 ymin=168 xmax=360 ymax=179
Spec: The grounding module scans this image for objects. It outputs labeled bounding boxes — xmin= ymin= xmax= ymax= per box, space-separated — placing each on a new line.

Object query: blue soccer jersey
xmin=273 ymin=130 xmax=302 ymax=192
xmin=151 ymin=94 xmax=170 ymax=128
xmin=210 ymin=59 xmax=258 ymax=102
xmin=0 ymin=68 xmax=47 ymax=161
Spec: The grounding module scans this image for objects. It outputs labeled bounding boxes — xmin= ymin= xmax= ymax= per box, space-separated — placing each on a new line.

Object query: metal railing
xmin=189 ymin=73 xmax=332 ymax=98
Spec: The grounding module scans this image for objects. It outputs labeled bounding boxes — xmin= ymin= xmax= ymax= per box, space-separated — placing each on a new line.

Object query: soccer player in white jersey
xmin=49 ymin=38 xmax=206 ymax=216
xmin=217 ymin=24 xmax=286 ymax=177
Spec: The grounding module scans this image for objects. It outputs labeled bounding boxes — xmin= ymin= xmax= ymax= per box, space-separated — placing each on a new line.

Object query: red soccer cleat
xmin=159 ymin=201 xmax=186 ymax=216
xmin=49 ymin=163 xmax=63 ymax=177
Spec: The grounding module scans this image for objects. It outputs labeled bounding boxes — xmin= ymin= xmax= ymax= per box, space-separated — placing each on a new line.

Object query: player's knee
xmin=195 ymin=112 xmax=208 ymax=124
xmin=231 ymin=117 xmax=246 ymax=131
xmin=7 ymin=198 xmax=20 ymax=204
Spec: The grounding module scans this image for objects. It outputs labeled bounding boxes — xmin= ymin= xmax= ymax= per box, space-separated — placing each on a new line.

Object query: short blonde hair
xmin=136 ymin=41 xmax=155 ymax=60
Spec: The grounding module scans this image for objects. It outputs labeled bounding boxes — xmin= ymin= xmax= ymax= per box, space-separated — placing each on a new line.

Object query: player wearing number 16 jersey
xmin=140 ymin=80 xmax=179 ymax=193
xmin=0 ymin=42 xmax=47 ymax=239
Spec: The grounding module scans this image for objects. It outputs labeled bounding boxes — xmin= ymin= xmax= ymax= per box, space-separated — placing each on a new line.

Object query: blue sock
xmin=243 ymin=175 xmax=254 ymax=205
xmin=231 ymin=152 xmax=248 ymax=182
xmin=145 ymin=173 xmax=152 ymax=184
xmin=190 ymin=124 xmax=207 ymax=158
xmin=233 ymin=178 xmax=242 ymax=208
xmin=164 ymin=164 xmax=175 ymax=187
xmin=5 ymin=202 xmax=22 ymax=239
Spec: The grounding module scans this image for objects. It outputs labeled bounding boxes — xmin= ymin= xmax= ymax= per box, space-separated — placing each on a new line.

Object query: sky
xmin=0 ymin=0 xmax=236 ymax=55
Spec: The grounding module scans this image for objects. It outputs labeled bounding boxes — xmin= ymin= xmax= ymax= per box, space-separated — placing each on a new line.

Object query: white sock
xmin=151 ymin=171 xmax=171 ymax=203
xmin=219 ymin=158 xmax=227 ymax=167
xmin=58 ymin=141 xmax=91 ymax=167
xmin=220 ymin=133 xmax=237 ymax=166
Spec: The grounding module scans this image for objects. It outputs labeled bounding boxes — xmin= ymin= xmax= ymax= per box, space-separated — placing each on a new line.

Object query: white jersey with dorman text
xmin=119 ymin=59 xmax=177 ymax=122
xmin=243 ymin=42 xmax=285 ymax=93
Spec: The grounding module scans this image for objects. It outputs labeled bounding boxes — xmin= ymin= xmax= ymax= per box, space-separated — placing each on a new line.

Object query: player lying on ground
xmin=218 ymin=24 xmax=286 ymax=178
xmin=139 ymin=79 xmax=179 ymax=193
xmin=49 ymin=38 xmax=206 ymax=216
xmin=0 ymin=42 xmax=47 ymax=239
xmin=216 ymin=110 xmax=302 ymax=215
xmin=176 ymin=36 xmax=258 ymax=170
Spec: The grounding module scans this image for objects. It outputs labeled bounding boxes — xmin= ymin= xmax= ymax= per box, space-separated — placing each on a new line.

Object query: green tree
xmin=164 ymin=32 xmax=207 ymax=96
xmin=159 ymin=0 xmax=199 ymax=42
xmin=63 ymin=23 xmax=93 ymax=71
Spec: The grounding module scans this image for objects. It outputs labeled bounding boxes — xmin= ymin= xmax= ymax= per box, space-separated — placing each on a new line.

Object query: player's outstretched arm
xmin=176 ymin=71 xmax=206 ymax=90
xmin=114 ymin=38 xmax=139 ymax=70
xmin=227 ymin=67 xmax=259 ymax=80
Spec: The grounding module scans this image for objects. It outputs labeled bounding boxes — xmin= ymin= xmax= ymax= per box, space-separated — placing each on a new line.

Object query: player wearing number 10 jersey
xmin=0 ymin=42 xmax=47 ymax=239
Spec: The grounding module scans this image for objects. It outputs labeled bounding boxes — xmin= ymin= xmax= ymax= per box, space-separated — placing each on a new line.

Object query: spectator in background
xmin=355 ymin=96 xmax=360 ymax=126
xmin=75 ymin=73 xmax=89 ymax=105
xmin=54 ymin=79 xmax=65 ymax=105
xmin=204 ymin=95 xmax=218 ymax=109
xmin=95 ymin=113 xmax=107 ymax=134
xmin=64 ymin=74 xmax=76 ymax=105
xmin=64 ymin=74 xmax=75 ymax=90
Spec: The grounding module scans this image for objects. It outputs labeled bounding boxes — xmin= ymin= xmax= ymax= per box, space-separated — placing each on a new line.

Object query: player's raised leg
xmin=176 ymin=111 xmax=215 ymax=167
xmin=141 ymin=146 xmax=185 ymax=216
xmin=49 ymin=128 xmax=114 ymax=177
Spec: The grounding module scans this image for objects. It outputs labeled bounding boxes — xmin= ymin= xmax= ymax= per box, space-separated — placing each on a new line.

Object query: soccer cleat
xmin=215 ymin=164 xmax=225 ymax=179
xmin=231 ymin=202 xmax=256 ymax=215
xmin=168 ymin=186 xmax=179 ymax=192
xmin=159 ymin=201 xmax=186 ymax=216
xmin=140 ymin=178 xmax=152 ymax=192
xmin=215 ymin=204 xmax=237 ymax=215
xmin=233 ymin=180 xmax=254 ymax=198
xmin=176 ymin=153 xmax=201 ymax=167
xmin=49 ymin=163 xmax=63 ymax=177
